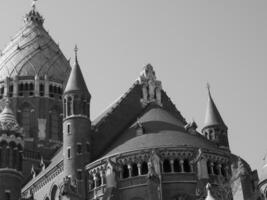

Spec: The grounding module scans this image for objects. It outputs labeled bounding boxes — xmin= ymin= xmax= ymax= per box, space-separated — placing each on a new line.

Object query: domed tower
xmin=202 ymin=85 xmax=229 ymax=150
xmin=62 ymin=46 xmax=91 ymax=199
xmin=0 ymin=2 xmax=71 ymax=155
xmin=0 ymin=99 xmax=24 ymax=200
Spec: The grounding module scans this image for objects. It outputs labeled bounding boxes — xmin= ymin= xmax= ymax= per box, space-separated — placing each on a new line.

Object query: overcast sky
xmin=0 ymin=0 xmax=266 ymax=176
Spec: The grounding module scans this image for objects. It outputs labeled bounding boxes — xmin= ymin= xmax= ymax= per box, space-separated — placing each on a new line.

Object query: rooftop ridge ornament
xmin=74 ymin=45 xmax=78 ymax=64
xmin=139 ymin=64 xmax=162 ymax=107
xmin=32 ymin=0 xmax=38 ymax=11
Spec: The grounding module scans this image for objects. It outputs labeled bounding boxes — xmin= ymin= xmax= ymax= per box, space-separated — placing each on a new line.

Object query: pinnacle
xmin=203 ymin=86 xmax=226 ymax=129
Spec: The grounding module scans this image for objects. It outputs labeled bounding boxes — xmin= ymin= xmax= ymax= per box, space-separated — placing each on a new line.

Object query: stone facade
xmin=0 ymin=2 xmax=263 ymax=200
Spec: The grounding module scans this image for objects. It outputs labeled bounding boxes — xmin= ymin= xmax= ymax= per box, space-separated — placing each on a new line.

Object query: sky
xmin=0 ymin=0 xmax=266 ymax=176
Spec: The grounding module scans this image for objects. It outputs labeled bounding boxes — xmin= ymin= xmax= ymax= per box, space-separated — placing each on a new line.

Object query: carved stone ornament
xmin=60 ymin=176 xmax=78 ymax=197
xmin=139 ymin=64 xmax=162 ymax=107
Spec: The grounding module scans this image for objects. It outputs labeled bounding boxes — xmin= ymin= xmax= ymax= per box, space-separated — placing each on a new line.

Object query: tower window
xmin=163 ymin=159 xmax=171 ymax=173
xmin=77 ymin=143 xmax=82 ymax=154
xmin=67 ymin=124 xmax=71 ymax=135
xmin=77 ymin=169 xmax=82 ymax=180
xmin=67 ymin=147 xmax=71 ymax=159
xmin=67 ymin=96 xmax=73 ymax=116
xmin=86 ymin=142 xmax=90 ymax=152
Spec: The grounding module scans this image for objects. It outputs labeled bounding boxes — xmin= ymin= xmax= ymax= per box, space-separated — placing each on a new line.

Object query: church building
xmin=0 ymin=2 xmax=263 ymax=200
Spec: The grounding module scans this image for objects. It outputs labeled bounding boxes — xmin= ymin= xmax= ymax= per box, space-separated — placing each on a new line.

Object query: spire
xmin=205 ymin=183 xmax=216 ymax=200
xmin=203 ymin=84 xmax=226 ymax=129
xmin=24 ymin=0 xmax=44 ymax=25
xmin=64 ymin=46 xmax=90 ymax=96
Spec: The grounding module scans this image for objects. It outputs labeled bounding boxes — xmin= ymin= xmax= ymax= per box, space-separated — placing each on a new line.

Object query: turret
xmin=202 ymin=85 xmax=229 ymax=150
xmin=0 ymin=99 xmax=24 ymax=200
xmin=62 ymin=46 xmax=91 ymax=199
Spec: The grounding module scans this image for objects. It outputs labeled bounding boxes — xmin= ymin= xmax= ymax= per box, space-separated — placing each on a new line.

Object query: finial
xmin=74 ymin=45 xmax=78 ymax=64
xmin=206 ymin=82 xmax=211 ymax=94
xmin=32 ymin=0 xmax=38 ymax=11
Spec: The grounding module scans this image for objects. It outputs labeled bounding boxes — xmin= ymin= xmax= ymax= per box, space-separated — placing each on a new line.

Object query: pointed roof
xmin=203 ymin=85 xmax=226 ymax=129
xmin=0 ymin=1 xmax=71 ymax=81
xmin=64 ymin=46 xmax=90 ymax=96
xmin=24 ymin=0 xmax=44 ymax=26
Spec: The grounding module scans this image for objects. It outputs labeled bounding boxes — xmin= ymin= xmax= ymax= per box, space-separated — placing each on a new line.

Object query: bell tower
xmin=62 ymin=46 xmax=91 ymax=200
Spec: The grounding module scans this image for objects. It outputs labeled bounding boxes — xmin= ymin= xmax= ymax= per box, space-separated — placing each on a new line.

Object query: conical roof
xmin=0 ymin=99 xmax=20 ymax=131
xmin=64 ymin=46 xmax=90 ymax=96
xmin=203 ymin=87 xmax=226 ymax=129
xmin=0 ymin=5 xmax=71 ymax=81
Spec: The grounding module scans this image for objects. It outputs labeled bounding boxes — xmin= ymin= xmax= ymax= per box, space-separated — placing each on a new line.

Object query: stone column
xmin=210 ymin=162 xmax=214 ymax=175
xmin=137 ymin=163 xmax=141 ymax=175
xmin=34 ymin=75 xmax=40 ymax=97
xmin=100 ymin=171 xmax=104 ymax=186
xmin=6 ymin=145 xmax=10 ymax=168
xmin=170 ymin=159 xmax=174 ymax=173
xmin=179 ymin=160 xmax=184 ymax=173
xmin=218 ymin=164 xmax=222 ymax=176
xmin=128 ymin=164 xmax=132 ymax=177
xmin=13 ymin=76 xmax=18 ymax=97
xmin=4 ymin=77 xmax=10 ymax=97
xmin=44 ymin=75 xmax=49 ymax=97
xmin=9 ymin=147 xmax=13 ymax=168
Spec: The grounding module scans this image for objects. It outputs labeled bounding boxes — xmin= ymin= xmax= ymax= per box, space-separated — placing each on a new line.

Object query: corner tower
xmin=62 ymin=46 xmax=91 ymax=199
xmin=0 ymin=99 xmax=24 ymax=200
xmin=202 ymin=85 xmax=229 ymax=150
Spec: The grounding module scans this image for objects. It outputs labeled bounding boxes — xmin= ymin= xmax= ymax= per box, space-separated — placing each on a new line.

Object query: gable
xmin=92 ymin=80 xmax=188 ymax=160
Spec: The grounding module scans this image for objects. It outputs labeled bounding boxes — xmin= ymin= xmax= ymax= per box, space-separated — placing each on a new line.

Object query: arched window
xmin=122 ymin=165 xmax=129 ymax=178
xmin=132 ymin=163 xmax=138 ymax=177
xmin=67 ymin=96 xmax=72 ymax=116
xmin=174 ymin=159 xmax=181 ymax=172
xmin=24 ymin=83 xmax=29 ymax=91
xmin=95 ymin=173 xmax=101 ymax=187
xmin=39 ymin=83 xmax=44 ymax=96
xmin=9 ymin=85 xmax=13 ymax=97
xmin=141 ymin=162 xmax=148 ymax=175
xmin=221 ymin=164 xmax=226 ymax=177
xmin=213 ymin=162 xmax=219 ymax=175
xmin=183 ymin=159 xmax=191 ymax=172
xmin=163 ymin=159 xmax=171 ymax=173
xmin=73 ymin=95 xmax=79 ymax=115
xmin=50 ymin=185 xmax=59 ymax=200
xmin=82 ymin=98 xmax=88 ymax=116
xmin=53 ymin=86 xmax=57 ymax=94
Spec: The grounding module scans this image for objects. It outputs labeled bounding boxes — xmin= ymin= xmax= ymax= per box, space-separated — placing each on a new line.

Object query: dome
xmin=0 ymin=101 xmax=20 ymax=132
xmin=0 ymin=8 xmax=71 ymax=82
xmin=105 ymin=130 xmax=217 ymax=156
